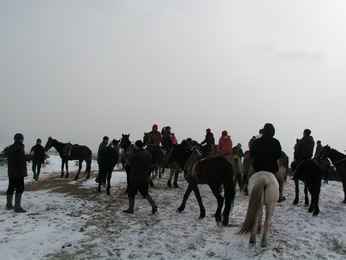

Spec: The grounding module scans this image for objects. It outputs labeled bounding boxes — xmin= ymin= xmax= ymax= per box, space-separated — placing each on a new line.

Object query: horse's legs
xmin=167 ymin=169 xmax=173 ymax=187
xmin=60 ymin=160 xmax=64 ymax=178
xmin=177 ymin=184 xmax=193 ymax=212
xmin=249 ymin=213 xmax=258 ymax=246
xmin=173 ymin=170 xmax=179 ymax=188
xmin=257 ymin=205 xmax=263 ymax=234
xmin=293 ymin=179 xmax=299 ymax=205
xmin=106 ymin=171 xmax=112 ymax=195
xmin=85 ymin=159 xmax=91 ymax=179
xmin=342 ymin=180 xmax=346 ymax=203
xmin=260 ymin=204 xmax=275 ymax=247
xmin=304 ymin=184 xmax=309 ymax=205
xmin=210 ymin=186 xmax=224 ymax=224
xmin=65 ymin=161 xmax=69 ymax=178
xmin=74 ymin=160 xmax=82 ymax=180
xmin=192 ymin=185 xmax=206 ymax=219
xmin=97 ymin=183 xmax=101 ymax=193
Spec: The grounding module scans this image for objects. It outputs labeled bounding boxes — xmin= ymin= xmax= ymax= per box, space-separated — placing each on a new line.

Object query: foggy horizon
xmin=1 ymin=0 xmax=346 ymax=159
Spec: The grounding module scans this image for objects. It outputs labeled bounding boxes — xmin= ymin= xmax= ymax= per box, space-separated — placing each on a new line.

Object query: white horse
xmin=238 ymin=171 xmax=279 ymax=247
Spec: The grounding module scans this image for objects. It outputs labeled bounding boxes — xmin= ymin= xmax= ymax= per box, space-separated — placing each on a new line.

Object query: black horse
xmin=292 ymin=159 xmax=323 ymax=216
xmin=169 ymin=140 xmax=235 ymax=226
xmin=97 ymin=139 xmax=120 ymax=195
xmin=320 ymin=145 xmax=346 ymax=203
xmin=45 ymin=137 xmax=92 ymax=180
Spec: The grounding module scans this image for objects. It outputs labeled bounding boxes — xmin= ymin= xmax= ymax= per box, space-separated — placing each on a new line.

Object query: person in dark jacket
xmin=96 ymin=136 xmax=109 ymax=185
xmin=201 ymin=128 xmax=215 ymax=155
xmin=123 ymin=140 xmax=158 ymax=214
xmin=161 ymin=126 xmax=173 ymax=152
xmin=6 ymin=133 xmax=30 ymax=212
xmin=232 ymin=143 xmax=245 ymax=159
xmin=313 ymin=140 xmax=322 ymax=159
xmin=250 ymin=123 xmax=284 ymax=202
xmin=30 ymin=138 xmax=45 ymax=181
xmin=293 ymin=129 xmax=315 ymax=167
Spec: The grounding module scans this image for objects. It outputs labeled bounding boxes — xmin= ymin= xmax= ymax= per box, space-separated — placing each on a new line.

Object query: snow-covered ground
xmin=0 ymin=155 xmax=345 ymax=260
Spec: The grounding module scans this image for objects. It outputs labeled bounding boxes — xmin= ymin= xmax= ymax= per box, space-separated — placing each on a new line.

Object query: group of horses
xmin=43 ymin=136 xmax=346 ymax=247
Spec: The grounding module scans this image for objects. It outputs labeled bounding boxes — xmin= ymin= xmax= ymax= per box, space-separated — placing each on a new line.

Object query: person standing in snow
xmin=96 ymin=136 xmax=109 ymax=185
xmin=250 ymin=123 xmax=284 ymax=202
xmin=123 ymin=140 xmax=158 ymax=214
xmin=6 ymin=133 xmax=30 ymax=213
xmin=30 ymin=138 xmax=45 ymax=181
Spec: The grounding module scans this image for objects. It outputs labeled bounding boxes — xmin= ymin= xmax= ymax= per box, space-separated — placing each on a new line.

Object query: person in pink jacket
xmin=218 ymin=130 xmax=233 ymax=155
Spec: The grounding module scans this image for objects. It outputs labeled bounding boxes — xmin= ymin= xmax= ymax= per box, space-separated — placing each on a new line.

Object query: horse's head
xmin=44 ymin=137 xmax=54 ymax=151
xmin=120 ymin=134 xmax=131 ymax=149
xmin=110 ymin=139 xmax=120 ymax=151
xmin=143 ymin=132 xmax=150 ymax=146
xmin=318 ymin=145 xmax=331 ymax=160
xmin=183 ymin=149 xmax=202 ymax=178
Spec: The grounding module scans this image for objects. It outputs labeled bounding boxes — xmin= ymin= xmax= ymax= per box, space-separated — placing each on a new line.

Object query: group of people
xmin=5 ymin=123 xmax=318 ymax=214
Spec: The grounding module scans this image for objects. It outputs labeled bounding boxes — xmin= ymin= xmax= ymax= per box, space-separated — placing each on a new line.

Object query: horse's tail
xmin=233 ymin=156 xmax=244 ymax=191
xmin=223 ymin=160 xmax=236 ymax=212
xmin=238 ymin=175 xmax=268 ymax=234
xmin=86 ymin=149 xmax=92 ymax=173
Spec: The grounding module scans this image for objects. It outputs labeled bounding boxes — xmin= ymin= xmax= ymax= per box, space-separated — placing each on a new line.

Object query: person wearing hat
xmin=148 ymin=124 xmax=162 ymax=147
xmin=250 ymin=123 xmax=284 ymax=202
xmin=6 ymin=133 xmax=30 ymax=212
xmin=30 ymin=138 xmax=46 ymax=181
xmin=218 ymin=130 xmax=233 ymax=156
xmin=201 ymin=128 xmax=215 ymax=155
xmin=123 ymin=140 xmax=158 ymax=214
xmin=96 ymin=136 xmax=109 ymax=185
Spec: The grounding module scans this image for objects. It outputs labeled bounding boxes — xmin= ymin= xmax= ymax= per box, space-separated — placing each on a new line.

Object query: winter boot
xmin=14 ymin=193 xmax=26 ymax=213
xmin=123 ymin=198 xmax=135 ymax=214
xmin=6 ymin=194 xmax=14 ymax=210
xmin=145 ymin=195 xmax=158 ymax=214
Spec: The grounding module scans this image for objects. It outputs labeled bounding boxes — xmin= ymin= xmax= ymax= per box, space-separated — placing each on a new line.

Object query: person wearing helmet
xmin=6 ymin=133 xmax=30 ymax=213
xmin=148 ymin=124 xmax=162 ymax=147
xmin=30 ymin=138 xmax=45 ymax=181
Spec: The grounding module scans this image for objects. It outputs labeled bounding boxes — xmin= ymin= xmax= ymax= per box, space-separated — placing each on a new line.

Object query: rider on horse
xmin=148 ymin=124 xmax=162 ymax=147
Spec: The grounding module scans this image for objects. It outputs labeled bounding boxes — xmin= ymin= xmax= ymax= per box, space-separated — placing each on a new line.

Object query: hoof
xmin=199 ymin=212 xmax=206 ymax=219
xmin=177 ymin=206 xmax=184 ymax=212
xmin=152 ymin=205 xmax=158 ymax=214
xmin=292 ymin=198 xmax=298 ymax=205
xmin=173 ymin=183 xmax=179 ymax=188
xmin=167 ymin=181 xmax=172 ymax=187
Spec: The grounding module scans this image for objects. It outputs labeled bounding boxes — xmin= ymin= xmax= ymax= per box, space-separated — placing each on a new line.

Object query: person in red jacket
xmin=171 ymin=133 xmax=178 ymax=144
xmin=218 ymin=130 xmax=233 ymax=155
xmin=149 ymin=124 xmax=162 ymax=146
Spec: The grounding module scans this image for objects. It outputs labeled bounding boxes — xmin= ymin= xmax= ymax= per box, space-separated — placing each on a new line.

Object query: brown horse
xmin=45 ymin=137 xmax=92 ymax=180
xmin=320 ymin=145 xmax=346 ymax=203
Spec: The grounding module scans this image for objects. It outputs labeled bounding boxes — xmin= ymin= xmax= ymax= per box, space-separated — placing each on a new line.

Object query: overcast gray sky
xmin=1 ymin=0 xmax=346 ymax=158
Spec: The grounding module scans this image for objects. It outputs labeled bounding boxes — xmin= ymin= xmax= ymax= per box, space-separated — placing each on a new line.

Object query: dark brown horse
xmin=169 ymin=141 xmax=235 ymax=226
xmin=45 ymin=137 xmax=92 ymax=180
xmin=320 ymin=145 xmax=346 ymax=203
